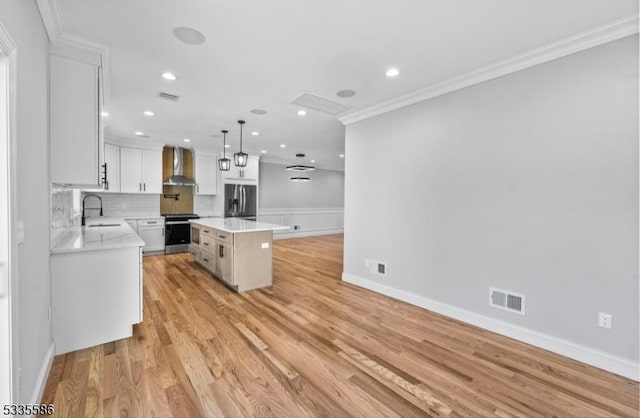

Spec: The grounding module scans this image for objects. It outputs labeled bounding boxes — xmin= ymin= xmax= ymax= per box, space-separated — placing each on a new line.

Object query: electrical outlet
xmin=598 ymin=312 xmax=612 ymax=329
xmin=261 ymin=242 xmax=269 ymax=249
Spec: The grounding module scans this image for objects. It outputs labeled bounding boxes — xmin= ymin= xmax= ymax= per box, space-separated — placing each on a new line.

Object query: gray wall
xmin=344 ymin=36 xmax=639 ymax=361
xmin=0 ymin=0 xmax=52 ymax=402
xmin=259 ymin=162 xmax=344 ymax=208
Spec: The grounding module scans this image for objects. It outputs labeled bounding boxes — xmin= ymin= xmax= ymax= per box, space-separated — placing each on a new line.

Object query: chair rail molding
xmin=258 ymin=207 xmax=344 ymax=239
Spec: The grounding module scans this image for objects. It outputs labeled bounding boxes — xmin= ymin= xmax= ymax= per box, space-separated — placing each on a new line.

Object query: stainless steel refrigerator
xmin=224 ymin=184 xmax=257 ymax=220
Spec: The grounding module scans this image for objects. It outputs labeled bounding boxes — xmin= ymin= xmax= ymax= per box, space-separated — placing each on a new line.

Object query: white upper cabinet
xmin=50 ymin=52 xmax=103 ymax=187
xmin=195 ymin=153 xmax=217 ymax=195
xmin=120 ymin=147 xmax=143 ymax=193
xmin=120 ymin=147 xmax=162 ymax=194
xmin=103 ymin=143 xmax=120 ymax=192
xmin=142 ymin=149 xmax=162 ymax=193
xmin=220 ymin=155 xmax=259 ymax=183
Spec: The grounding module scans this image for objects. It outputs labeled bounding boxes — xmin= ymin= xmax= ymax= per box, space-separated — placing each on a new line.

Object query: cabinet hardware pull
xmin=203 ymin=258 xmax=209 ymax=262
xmin=219 ymin=245 xmax=224 ymax=258
xmin=204 ymin=242 xmax=209 ymax=246
xmin=147 ymin=221 xmax=157 ymax=224
xmin=218 ymin=235 xmax=226 ymax=239
xmin=143 ymin=183 xmax=146 ymax=192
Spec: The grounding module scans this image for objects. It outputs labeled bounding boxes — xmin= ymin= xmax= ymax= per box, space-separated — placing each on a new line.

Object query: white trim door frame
xmin=0 ymin=20 xmax=18 ymax=407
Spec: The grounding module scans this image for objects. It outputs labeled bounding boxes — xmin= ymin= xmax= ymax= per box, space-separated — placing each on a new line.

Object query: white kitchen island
xmin=50 ymin=218 xmax=144 ymax=355
xmin=189 ymin=218 xmax=288 ymax=292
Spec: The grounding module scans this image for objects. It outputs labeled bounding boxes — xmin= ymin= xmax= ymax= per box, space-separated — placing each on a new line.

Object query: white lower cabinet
xmin=126 ymin=218 xmax=165 ymax=253
xmin=51 ymin=246 xmax=142 ymax=355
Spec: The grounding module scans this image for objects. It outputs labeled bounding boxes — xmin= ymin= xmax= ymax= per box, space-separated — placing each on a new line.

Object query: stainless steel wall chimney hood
xmin=163 ymin=147 xmax=197 ymax=186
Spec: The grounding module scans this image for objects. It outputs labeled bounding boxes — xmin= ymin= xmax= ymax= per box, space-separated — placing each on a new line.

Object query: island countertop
xmin=189 ymin=217 xmax=289 ymax=234
xmin=51 ymin=217 xmax=145 ymax=254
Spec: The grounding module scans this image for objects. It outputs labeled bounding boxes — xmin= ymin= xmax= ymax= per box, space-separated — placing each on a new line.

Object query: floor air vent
xmin=489 ymin=287 xmax=525 ymax=315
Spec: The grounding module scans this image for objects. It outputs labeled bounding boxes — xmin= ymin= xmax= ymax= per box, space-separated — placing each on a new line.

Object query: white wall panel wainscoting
xmin=258 ymin=208 xmax=343 ymax=239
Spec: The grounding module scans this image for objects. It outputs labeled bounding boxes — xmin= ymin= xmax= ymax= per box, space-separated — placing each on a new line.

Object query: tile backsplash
xmin=195 ymin=195 xmax=217 ymax=216
xmin=81 ymin=192 xmax=161 ymax=218
xmin=51 ymin=184 xmax=80 ymax=228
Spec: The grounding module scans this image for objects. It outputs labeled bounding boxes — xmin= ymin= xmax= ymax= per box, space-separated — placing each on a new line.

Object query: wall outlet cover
xmin=598 ymin=312 xmax=612 ymax=329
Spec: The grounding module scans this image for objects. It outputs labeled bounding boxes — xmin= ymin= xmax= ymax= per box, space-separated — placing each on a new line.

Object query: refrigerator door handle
xmin=241 ymin=185 xmax=246 ymax=214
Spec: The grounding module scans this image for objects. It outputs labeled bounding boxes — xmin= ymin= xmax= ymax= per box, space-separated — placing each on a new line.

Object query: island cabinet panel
xmin=189 ymin=223 xmax=275 ymax=291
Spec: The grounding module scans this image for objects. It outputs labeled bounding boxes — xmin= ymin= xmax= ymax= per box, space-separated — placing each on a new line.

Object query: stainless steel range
xmin=164 ymin=214 xmax=200 ymax=254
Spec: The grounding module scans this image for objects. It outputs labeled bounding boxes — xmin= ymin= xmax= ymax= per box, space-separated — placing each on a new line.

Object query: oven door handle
xmin=165 ymin=221 xmax=191 ymax=225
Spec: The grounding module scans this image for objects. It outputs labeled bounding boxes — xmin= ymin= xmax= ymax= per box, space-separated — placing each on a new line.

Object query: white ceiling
xmin=56 ymin=0 xmax=637 ymax=171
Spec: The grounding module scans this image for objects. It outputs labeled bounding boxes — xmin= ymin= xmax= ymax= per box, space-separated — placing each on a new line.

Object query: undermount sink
xmin=87 ymin=223 xmax=121 ymax=228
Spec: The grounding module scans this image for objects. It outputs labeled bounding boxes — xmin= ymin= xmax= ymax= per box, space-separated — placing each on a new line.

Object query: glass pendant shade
xmin=217 ymin=129 xmax=231 ymax=171
xmin=234 ymin=152 xmax=248 ymax=167
xmin=218 ymin=157 xmax=231 ymax=171
xmin=234 ymin=120 xmax=248 ymax=167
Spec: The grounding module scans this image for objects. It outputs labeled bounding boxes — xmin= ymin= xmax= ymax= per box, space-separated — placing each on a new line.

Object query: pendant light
xmin=218 ymin=130 xmax=231 ymax=171
xmin=234 ymin=120 xmax=248 ymax=167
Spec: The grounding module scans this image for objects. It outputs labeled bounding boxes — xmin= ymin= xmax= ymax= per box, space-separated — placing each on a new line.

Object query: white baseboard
xmin=342 ymin=272 xmax=639 ymax=381
xmin=28 ymin=342 xmax=55 ymax=407
xmin=274 ymin=228 xmax=343 ymax=240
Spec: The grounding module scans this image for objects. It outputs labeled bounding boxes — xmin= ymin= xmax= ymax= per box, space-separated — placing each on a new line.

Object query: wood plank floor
xmin=42 ymin=234 xmax=639 ymax=417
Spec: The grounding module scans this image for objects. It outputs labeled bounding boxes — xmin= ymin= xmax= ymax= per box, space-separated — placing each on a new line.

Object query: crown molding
xmin=339 ymin=14 xmax=639 ymax=126
xmin=0 ymin=21 xmax=17 ymax=54
xmin=36 ymin=0 xmax=111 ymax=104
xmin=35 ymin=0 xmax=64 ymax=41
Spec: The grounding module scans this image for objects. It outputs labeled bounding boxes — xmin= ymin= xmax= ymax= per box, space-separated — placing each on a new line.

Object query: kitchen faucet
xmin=81 ymin=194 xmax=103 ymax=226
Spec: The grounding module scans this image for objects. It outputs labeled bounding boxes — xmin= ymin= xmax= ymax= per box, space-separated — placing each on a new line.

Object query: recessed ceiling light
xmin=297 ymin=110 xmax=307 ymax=116
xmin=161 ymin=72 xmax=177 ymax=81
xmin=261 ymin=150 xmax=267 ymax=154
xmin=224 ymin=144 xmax=230 ymax=148
xmin=386 ymin=67 xmax=400 ymax=77
xmin=172 ymin=26 xmax=206 ymax=46
xmin=310 ymin=159 xmax=316 ymax=163
xmin=280 ymin=144 xmax=286 ymax=148
xmin=135 ymin=131 xmax=145 ymax=136
xmin=101 ymin=111 xmax=109 ymax=117
xmin=183 ymin=138 xmax=191 ymax=143
xmin=143 ymin=110 xmax=155 ymax=117
xmin=251 ymin=109 xmax=268 ymax=115
xmin=336 ymin=89 xmax=356 ymax=98
xmin=339 ymin=154 xmax=345 ymax=158
xmin=251 ymin=131 xmax=259 ymax=136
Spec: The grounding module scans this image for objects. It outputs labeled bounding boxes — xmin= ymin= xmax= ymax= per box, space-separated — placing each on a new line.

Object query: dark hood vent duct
xmin=163 ymin=147 xmax=197 ymax=186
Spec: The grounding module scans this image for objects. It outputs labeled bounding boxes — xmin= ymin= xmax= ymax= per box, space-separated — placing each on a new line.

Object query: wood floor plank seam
xmin=41 ymin=234 xmax=639 ymax=417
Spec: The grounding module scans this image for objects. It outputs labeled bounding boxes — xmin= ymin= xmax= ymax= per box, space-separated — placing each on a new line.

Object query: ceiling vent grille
xmin=291 ymin=93 xmax=351 ymax=115
xmin=158 ymin=92 xmax=180 ymax=102
xmin=489 ymin=287 xmax=525 ymax=315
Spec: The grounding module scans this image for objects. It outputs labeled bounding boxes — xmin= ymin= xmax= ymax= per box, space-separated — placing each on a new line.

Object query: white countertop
xmin=190 ymin=217 xmax=289 ymax=234
xmin=51 ymin=217 xmax=145 ymax=254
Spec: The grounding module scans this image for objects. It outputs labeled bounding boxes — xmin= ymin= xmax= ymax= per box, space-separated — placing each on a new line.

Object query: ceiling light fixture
xmin=218 ymin=130 xmax=231 ymax=171
xmin=336 ymin=89 xmax=356 ymax=98
xmin=280 ymin=144 xmax=286 ymax=148
xmin=251 ymin=131 xmax=259 ymax=136
xmin=101 ymin=111 xmax=109 ymax=117
xmin=286 ymin=165 xmax=315 ymax=172
xmin=310 ymin=159 xmax=316 ymax=163
xmin=290 ymin=177 xmax=311 ymax=182
xmin=183 ymin=138 xmax=191 ymax=143
xmin=261 ymin=150 xmax=267 ymax=154
xmin=385 ymin=67 xmax=400 ymax=77
xmin=172 ymin=26 xmax=206 ymax=45
xmin=251 ymin=109 xmax=267 ymax=115
xmin=161 ymin=72 xmax=177 ymax=81
xmin=339 ymin=154 xmax=345 ymax=158
xmin=144 ymin=110 xmax=155 ymax=116
xmin=135 ymin=131 xmax=145 ymax=136
xmin=297 ymin=109 xmax=307 ymax=116
xmin=234 ymin=120 xmax=248 ymax=167
xmin=224 ymin=144 xmax=230 ymax=148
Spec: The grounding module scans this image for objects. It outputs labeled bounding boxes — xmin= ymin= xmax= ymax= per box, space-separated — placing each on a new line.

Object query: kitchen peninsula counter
xmin=189 ymin=218 xmax=288 ymax=291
